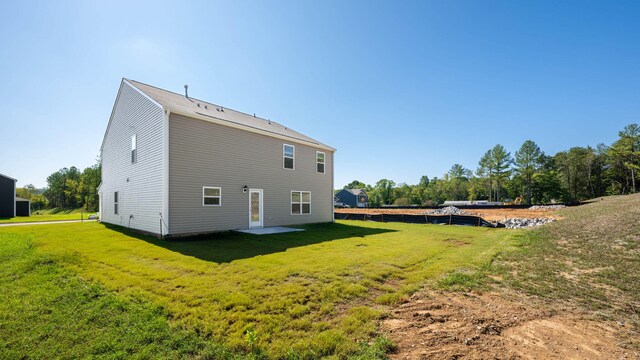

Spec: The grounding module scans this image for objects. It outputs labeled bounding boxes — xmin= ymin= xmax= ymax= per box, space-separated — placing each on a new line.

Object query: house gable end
xmin=100 ymin=79 xmax=164 ymax=153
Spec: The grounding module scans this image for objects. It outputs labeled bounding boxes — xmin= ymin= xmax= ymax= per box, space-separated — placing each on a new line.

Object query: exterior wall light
xmin=243 ymin=185 xmax=248 ymax=193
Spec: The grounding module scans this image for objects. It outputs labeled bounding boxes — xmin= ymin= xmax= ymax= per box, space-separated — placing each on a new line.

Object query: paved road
xmin=0 ymin=219 xmax=97 ymax=227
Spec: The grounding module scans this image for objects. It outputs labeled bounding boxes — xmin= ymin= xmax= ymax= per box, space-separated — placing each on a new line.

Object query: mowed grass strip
xmin=0 ymin=233 xmax=237 ymax=359
xmin=0 ymin=220 xmax=520 ymax=358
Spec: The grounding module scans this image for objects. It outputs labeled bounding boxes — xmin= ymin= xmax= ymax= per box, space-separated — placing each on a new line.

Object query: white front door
xmin=249 ymin=189 xmax=263 ymax=228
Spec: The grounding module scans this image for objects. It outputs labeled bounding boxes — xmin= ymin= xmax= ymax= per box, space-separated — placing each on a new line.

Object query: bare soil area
xmin=382 ymin=290 xmax=636 ymax=359
xmin=335 ymin=207 xmax=559 ymax=222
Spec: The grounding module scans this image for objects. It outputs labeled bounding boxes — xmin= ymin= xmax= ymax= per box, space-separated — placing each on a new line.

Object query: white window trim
xmin=291 ymin=190 xmax=311 ymax=215
xmin=202 ymin=186 xmax=222 ymax=207
xmin=316 ymin=151 xmax=325 ymax=174
xmin=283 ymin=144 xmax=295 ymax=170
xmin=131 ymin=134 xmax=137 ymax=164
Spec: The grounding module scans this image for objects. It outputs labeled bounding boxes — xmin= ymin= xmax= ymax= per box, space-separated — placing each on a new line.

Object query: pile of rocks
xmin=529 ymin=205 xmax=566 ymax=210
xmin=499 ymin=217 xmax=556 ymax=229
xmin=426 ymin=206 xmax=470 ymax=215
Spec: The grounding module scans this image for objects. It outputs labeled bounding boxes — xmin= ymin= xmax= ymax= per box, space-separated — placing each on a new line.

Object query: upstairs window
xmin=131 ymin=134 xmax=137 ymax=164
xmin=114 ymin=191 xmax=119 ymax=215
xmin=316 ymin=151 xmax=325 ymax=174
xmin=291 ymin=191 xmax=311 ymax=215
xmin=203 ymin=187 xmax=221 ymax=206
xmin=283 ymin=144 xmax=295 ymax=170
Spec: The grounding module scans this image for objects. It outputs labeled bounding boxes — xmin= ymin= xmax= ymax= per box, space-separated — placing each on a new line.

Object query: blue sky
xmin=1 ymin=1 xmax=639 ymax=188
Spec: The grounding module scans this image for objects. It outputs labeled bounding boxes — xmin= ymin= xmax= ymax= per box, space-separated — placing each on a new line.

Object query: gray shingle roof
xmin=126 ymin=79 xmax=335 ymax=151
xmin=345 ymin=189 xmax=365 ymax=195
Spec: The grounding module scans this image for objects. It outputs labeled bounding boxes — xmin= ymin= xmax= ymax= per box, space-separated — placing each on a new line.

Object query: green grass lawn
xmin=0 ymin=220 xmax=521 ymax=358
xmin=0 ymin=208 xmax=96 ymax=223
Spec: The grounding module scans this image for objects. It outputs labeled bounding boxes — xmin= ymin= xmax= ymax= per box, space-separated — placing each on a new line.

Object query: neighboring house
xmin=0 ymin=173 xmax=16 ymax=218
xmin=99 ymin=79 xmax=335 ymax=236
xmin=334 ymin=189 xmax=369 ymax=208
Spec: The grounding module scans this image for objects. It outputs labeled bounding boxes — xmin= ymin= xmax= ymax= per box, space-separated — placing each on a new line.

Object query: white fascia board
xmin=123 ymin=79 xmax=163 ymax=108
xmin=100 ymin=79 xmax=164 ymax=152
xmin=170 ymin=109 xmax=336 ymax=152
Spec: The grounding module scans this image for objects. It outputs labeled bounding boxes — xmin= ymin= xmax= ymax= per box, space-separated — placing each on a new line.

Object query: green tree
xmin=344 ymin=180 xmax=368 ymax=190
xmin=443 ymin=164 xmax=471 ymax=201
xmin=418 ymin=175 xmax=430 ymax=188
xmin=514 ymin=140 xmax=543 ymax=204
xmin=374 ymin=179 xmax=396 ymax=205
xmin=79 ymin=163 xmax=101 ymax=211
xmin=477 ymin=150 xmax=494 ymax=201
xmin=610 ymin=123 xmax=640 ymax=193
xmin=16 ymin=184 xmax=37 ymax=201
xmin=485 ymin=144 xmax=512 ymax=201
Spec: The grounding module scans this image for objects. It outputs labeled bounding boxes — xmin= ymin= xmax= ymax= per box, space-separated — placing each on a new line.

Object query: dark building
xmin=0 ymin=173 xmax=17 ymax=218
xmin=15 ymin=197 xmax=30 ymax=216
xmin=334 ymin=188 xmax=369 ymax=208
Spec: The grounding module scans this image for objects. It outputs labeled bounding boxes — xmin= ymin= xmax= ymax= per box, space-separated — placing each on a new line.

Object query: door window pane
xmin=251 ymin=192 xmax=260 ymax=222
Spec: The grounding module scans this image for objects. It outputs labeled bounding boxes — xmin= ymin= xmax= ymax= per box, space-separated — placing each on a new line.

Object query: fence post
xmin=449 ymin=214 xmax=452 ymax=225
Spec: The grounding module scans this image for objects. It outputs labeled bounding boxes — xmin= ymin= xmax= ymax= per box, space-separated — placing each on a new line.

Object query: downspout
xmin=331 ymin=151 xmax=335 ymax=223
xmin=162 ymin=109 xmax=171 ymax=236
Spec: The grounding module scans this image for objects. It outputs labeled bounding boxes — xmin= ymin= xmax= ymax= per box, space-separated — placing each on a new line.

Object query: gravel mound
xmin=529 ymin=205 xmax=566 ymax=210
xmin=499 ymin=218 xmax=555 ymax=229
xmin=427 ymin=206 xmax=471 ymax=215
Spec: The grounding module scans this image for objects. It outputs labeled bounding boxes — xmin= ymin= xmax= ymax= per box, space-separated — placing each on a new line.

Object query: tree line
xmin=17 ymin=162 xmax=101 ymax=212
xmin=344 ymin=123 xmax=639 ymax=206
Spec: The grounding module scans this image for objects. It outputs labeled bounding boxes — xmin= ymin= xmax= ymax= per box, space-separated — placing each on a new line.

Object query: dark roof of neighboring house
xmin=125 ymin=79 xmax=335 ymax=151
xmin=343 ymin=189 xmax=367 ymax=195
xmin=15 ymin=197 xmax=30 ymax=202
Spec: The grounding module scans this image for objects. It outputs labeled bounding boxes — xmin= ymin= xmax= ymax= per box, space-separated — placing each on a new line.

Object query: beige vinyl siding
xmin=100 ymin=81 xmax=165 ymax=233
xmin=168 ymin=113 xmax=333 ymax=234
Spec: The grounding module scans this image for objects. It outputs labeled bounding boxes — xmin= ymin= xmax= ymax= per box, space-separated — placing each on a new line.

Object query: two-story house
xmin=99 ymin=79 xmax=335 ymax=237
xmin=334 ymin=188 xmax=369 ymax=208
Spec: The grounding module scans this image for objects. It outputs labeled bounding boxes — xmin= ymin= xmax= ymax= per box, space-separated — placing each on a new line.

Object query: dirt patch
xmin=335 ymin=208 xmax=559 ymax=222
xmin=381 ymin=290 xmax=636 ymax=359
xmin=444 ymin=238 xmax=470 ymax=247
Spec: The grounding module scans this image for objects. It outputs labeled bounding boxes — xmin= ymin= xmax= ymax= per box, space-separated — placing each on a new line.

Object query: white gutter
xmin=170 ymin=109 xmax=336 ymax=153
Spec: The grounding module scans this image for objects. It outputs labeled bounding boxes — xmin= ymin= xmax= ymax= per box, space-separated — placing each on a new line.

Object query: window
xmin=131 ymin=134 xmax=137 ymax=164
xmin=283 ymin=144 xmax=295 ymax=169
xmin=316 ymin=151 xmax=325 ymax=174
xmin=203 ymin=187 xmax=221 ymax=206
xmin=291 ymin=191 xmax=310 ymax=215
xmin=114 ymin=191 xmax=119 ymax=215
